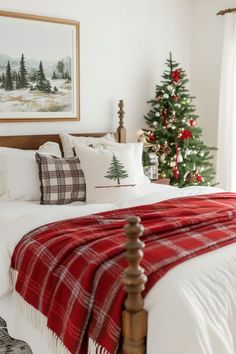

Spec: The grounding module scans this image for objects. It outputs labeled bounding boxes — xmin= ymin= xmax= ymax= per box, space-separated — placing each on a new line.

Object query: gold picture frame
xmin=0 ymin=10 xmax=80 ymax=122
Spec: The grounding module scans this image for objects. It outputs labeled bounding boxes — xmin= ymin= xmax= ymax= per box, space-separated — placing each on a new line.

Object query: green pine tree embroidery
xmin=105 ymin=155 xmax=129 ymax=185
xmin=5 ymin=61 xmax=13 ymax=91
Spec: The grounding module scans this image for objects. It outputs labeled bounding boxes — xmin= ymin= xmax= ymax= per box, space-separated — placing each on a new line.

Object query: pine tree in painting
xmin=56 ymin=60 xmax=65 ymax=79
xmin=143 ymin=53 xmax=216 ymax=187
xmin=64 ymin=70 xmax=71 ymax=81
xmin=19 ymin=54 xmax=28 ymax=88
xmin=5 ymin=61 xmax=13 ymax=91
xmin=52 ymin=70 xmax=57 ymax=80
xmin=105 ymin=155 xmax=129 ymax=185
xmin=0 ymin=73 xmax=5 ymax=89
xmin=42 ymin=79 xmax=52 ymax=93
xmin=36 ymin=61 xmax=51 ymax=93
xmin=36 ymin=61 xmax=46 ymax=90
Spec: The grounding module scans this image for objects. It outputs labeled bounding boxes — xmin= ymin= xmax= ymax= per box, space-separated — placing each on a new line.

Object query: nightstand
xmin=151 ymin=178 xmax=170 ymax=185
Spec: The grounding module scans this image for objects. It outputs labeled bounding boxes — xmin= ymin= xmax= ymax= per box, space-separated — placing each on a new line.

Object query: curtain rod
xmin=217 ymin=8 xmax=236 ymax=16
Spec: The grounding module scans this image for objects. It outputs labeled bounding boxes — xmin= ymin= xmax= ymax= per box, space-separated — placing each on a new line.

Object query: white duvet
xmin=1 ymin=183 xmax=236 ymax=354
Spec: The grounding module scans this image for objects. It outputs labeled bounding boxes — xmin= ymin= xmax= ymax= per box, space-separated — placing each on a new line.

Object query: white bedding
xmin=1 ymin=183 xmax=235 ymax=354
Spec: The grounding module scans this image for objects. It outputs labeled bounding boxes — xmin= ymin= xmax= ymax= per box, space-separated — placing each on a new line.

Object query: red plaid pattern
xmin=11 ymin=192 xmax=236 ymax=354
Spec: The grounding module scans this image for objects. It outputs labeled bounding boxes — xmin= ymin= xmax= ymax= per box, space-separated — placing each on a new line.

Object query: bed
xmin=0 ymin=102 xmax=235 ymax=354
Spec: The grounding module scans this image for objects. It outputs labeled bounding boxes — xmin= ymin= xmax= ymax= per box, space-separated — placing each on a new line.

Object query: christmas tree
xmin=105 ymin=155 xmax=129 ymax=185
xmin=143 ymin=53 xmax=216 ymax=187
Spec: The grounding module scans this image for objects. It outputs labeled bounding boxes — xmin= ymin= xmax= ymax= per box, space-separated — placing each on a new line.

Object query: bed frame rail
xmin=122 ymin=217 xmax=147 ymax=354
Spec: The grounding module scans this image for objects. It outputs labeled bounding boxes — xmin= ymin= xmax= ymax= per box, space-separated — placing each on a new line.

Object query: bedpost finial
xmin=123 ymin=216 xmax=146 ymax=313
xmin=118 ymin=99 xmax=125 ymax=128
xmin=122 ymin=216 xmax=147 ymax=353
xmin=117 ymin=100 xmax=126 ymax=143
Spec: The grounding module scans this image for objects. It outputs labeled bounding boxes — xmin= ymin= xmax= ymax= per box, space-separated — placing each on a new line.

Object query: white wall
xmin=190 ymin=0 xmax=236 ymax=151
xmin=0 ymin=0 xmax=192 ymax=141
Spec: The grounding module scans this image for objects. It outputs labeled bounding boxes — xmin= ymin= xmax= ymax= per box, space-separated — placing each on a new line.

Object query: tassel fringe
xmin=11 ymin=269 xmax=111 ymax=354
xmin=88 ymin=338 xmax=109 ymax=354
xmin=10 ymin=268 xmax=71 ymax=354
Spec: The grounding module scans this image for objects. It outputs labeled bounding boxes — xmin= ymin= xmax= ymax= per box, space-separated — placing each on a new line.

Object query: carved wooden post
xmin=122 ymin=216 xmax=148 ymax=354
xmin=117 ymin=99 xmax=126 ymax=143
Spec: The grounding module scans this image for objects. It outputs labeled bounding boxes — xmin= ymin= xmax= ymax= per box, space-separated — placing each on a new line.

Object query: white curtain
xmin=217 ymin=15 xmax=236 ymax=191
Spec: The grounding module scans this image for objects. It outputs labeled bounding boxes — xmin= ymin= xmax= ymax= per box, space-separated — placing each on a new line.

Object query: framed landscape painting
xmin=0 ymin=11 xmax=80 ymax=122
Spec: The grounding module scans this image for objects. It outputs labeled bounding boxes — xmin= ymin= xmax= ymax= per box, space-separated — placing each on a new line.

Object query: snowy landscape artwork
xmin=0 ymin=12 xmax=79 ymax=121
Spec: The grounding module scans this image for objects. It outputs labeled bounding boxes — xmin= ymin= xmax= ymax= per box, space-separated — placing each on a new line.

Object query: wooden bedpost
xmin=122 ymin=216 xmax=148 ymax=354
xmin=117 ymin=99 xmax=126 ymax=143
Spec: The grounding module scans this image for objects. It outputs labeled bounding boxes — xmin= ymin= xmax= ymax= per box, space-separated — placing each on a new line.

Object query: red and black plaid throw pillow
xmin=35 ymin=153 xmax=86 ymax=205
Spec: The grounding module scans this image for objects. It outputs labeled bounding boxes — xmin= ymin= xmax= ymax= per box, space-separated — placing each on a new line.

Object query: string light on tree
xmin=142 ymin=53 xmax=216 ymax=187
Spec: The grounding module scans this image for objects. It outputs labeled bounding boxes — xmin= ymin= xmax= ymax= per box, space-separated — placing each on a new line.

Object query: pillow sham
xmin=60 ymin=132 xmax=115 ymax=158
xmin=0 ymin=142 xmax=62 ymax=201
xmin=74 ymin=143 xmax=141 ymax=203
xmin=35 ymin=153 xmax=86 ymax=205
xmin=38 ymin=141 xmax=62 ymax=158
xmin=97 ymin=142 xmax=150 ymax=185
xmin=0 ymin=153 xmax=40 ymax=201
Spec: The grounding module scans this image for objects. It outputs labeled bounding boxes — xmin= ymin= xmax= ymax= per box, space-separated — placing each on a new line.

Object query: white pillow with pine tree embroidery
xmin=74 ymin=143 xmax=141 ymax=203
xmin=94 ymin=142 xmax=150 ymax=185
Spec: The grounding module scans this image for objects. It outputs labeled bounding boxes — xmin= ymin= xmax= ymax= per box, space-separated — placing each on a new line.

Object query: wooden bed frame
xmin=0 ymin=100 xmax=148 ymax=354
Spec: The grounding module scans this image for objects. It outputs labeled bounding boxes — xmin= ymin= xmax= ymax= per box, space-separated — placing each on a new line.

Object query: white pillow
xmin=75 ymin=143 xmax=141 ymax=203
xmin=97 ymin=142 xmax=150 ymax=185
xmin=39 ymin=141 xmax=62 ymax=158
xmin=60 ymin=133 xmax=115 ymax=158
xmin=2 ymin=153 xmax=41 ymax=201
xmin=0 ymin=142 xmax=62 ymax=201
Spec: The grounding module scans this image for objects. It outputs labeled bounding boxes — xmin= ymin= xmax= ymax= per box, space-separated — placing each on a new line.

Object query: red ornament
xmin=189 ymin=119 xmax=197 ymax=127
xmin=149 ymin=133 xmax=156 ymax=142
xmin=179 ymin=129 xmax=192 ymax=140
xmin=173 ymin=165 xmax=180 ymax=180
xmin=172 ymin=95 xmax=179 ymax=102
xmin=195 ymin=172 xmax=203 ymax=183
xmin=171 ymin=69 xmax=181 ymax=83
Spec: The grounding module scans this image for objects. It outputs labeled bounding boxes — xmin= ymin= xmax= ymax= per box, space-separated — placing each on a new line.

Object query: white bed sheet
xmin=1 ymin=183 xmax=233 ymax=354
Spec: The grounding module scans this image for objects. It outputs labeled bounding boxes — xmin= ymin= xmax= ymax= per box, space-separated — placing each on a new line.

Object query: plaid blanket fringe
xmin=88 ymin=338 xmax=110 ymax=354
xmin=11 ymin=269 xmax=71 ymax=354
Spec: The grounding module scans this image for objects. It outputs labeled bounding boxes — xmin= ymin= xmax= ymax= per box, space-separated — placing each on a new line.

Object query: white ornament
xmin=160 ymin=153 xmax=166 ymax=162
xmin=170 ymin=161 xmax=176 ymax=167
xmin=167 ymin=85 xmax=173 ymax=92
xmin=163 ymin=93 xmax=169 ymax=99
xmin=178 ymin=152 xmax=183 ymax=163
xmin=152 ymin=121 xmax=158 ymax=127
xmin=155 ymin=112 xmax=160 ymax=117
xmin=175 ymin=103 xmax=181 ymax=109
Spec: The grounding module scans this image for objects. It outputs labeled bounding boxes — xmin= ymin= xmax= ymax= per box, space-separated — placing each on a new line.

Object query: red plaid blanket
xmin=11 ymin=192 xmax=236 ymax=354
